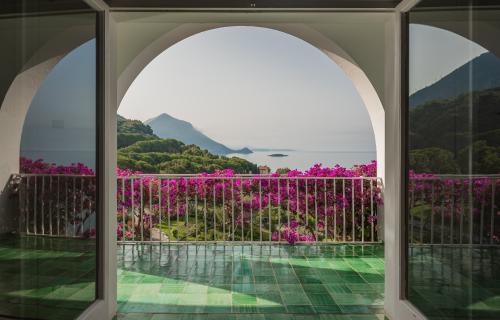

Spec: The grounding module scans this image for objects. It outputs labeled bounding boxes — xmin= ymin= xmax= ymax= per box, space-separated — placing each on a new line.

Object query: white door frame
xmin=78 ymin=1 xmax=117 ymax=319
xmin=83 ymin=0 xmax=426 ymax=319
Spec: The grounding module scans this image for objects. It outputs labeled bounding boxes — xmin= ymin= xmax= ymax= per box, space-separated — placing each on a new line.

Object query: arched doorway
xmin=113 ymin=20 xmax=387 ymax=319
xmin=115 ymin=20 xmax=386 ymax=178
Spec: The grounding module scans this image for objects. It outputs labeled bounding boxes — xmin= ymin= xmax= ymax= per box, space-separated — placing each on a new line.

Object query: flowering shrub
xmin=16 ymin=157 xmax=500 ymax=244
xmin=20 ymin=157 xmax=94 ymax=175
xmin=408 ymin=170 xmax=500 ymax=244
xmin=18 ymin=158 xmax=96 ymax=238
xmin=115 ymin=161 xmax=383 ymax=244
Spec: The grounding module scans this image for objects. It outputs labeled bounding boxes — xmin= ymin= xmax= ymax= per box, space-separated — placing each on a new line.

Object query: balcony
xmin=10 ymin=172 xmax=500 ymax=319
xmin=11 ymin=173 xmax=385 ymax=319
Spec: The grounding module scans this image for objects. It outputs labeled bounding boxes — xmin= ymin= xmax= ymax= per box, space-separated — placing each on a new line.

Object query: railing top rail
xmin=412 ymin=175 xmax=500 ymax=180
xmin=121 ymin=175 xmax=382 ymax=180
xmin=13 ymin=173 xmax=95 ymax=178
xmin=13 ymin=173 xmax=382 ymax=181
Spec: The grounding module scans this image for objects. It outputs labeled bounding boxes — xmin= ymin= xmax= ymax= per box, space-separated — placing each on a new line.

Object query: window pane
xmin=407 ymin=1 xmax=500 ymax=319
xmin=0 ymin=1 xmax=98 ymax=319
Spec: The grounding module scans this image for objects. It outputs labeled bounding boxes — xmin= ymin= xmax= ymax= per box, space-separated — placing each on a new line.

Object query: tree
xmin=409 ymin=147 xmax=459 ymax=174
xmin=458 ymin=140 xmax=500 ymax=174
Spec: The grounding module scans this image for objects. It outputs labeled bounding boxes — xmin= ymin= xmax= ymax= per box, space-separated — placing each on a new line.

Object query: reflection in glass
xmin=407 ymin=1 xmax=500 ymax=319
xmin=0 ymin=2 xmax=98 ymax=319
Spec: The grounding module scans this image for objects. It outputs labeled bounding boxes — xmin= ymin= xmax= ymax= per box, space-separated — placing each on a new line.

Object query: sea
xmin=227 ymin=150 xmax=376 ymax=172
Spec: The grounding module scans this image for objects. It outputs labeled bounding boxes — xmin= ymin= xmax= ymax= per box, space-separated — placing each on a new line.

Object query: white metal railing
xmin=13 ymin=173 xmax=383 ymax=244
xmin=116 ymin=174 xmax=383 ymax=244
xmin=409 ymin=175 xmax=500 ymax=245
xmin=14 ymin=174 xmax=96 ymax=238
xmin=16 ymin=172 xmax=500 ymax=245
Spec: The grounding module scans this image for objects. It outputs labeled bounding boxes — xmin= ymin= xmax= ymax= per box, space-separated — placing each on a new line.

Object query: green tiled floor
xmin=0 ymin=236 xmax=96 ymax=319
xmin=409 ymin=245 xmax=500 ymax=319
xmin=117 ymin=244 xmax=385 ymax=320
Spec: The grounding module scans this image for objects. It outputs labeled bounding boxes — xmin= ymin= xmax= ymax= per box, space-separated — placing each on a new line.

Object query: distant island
xmin=268 ymin=153 xmax=288 ymax=157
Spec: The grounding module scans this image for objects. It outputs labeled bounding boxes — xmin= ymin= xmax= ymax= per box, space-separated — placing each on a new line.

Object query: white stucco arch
xmin=116 ymin=23 xmax=386 ymax=179
xmin=0 ymin=21 xmax=95 ymax=193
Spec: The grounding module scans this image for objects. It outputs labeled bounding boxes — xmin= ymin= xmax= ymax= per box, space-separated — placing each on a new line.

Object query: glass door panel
xmin=0 ymin=1 xmax=100 ymax=319
xmin=406 ymin=1 xmax=500 ymax=319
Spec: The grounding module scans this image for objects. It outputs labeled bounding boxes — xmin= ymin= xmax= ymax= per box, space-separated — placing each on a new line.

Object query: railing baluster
xmin=430 ymin=181 xmax=435 ymax=244
xmin=41 ymin=176 xmax=45 ymax=235
xmin=441 ymin=181 xmax=445 ymax=245
xmin=34 ymin=176 xmax=37 ymax=235
xmin=231 ymin=179 xmax=235 ymax=241
xmin=459 ymin=184 xmax=464 ymax=244
xmin=65 ymin=177 xmax=68 ymax=237
xmin=370 ymin=178 xmax=374 ymax=242
xmin=73 ymin=177 xmax=76 ymax=237
xmin=419 ymin=181 xmax=423 ymax=244
xmin=469 ymin=179 xmax=474 ymax=245
xmin=213 ymin=179 xmax=217 ymax=241
xmin=259 ymin=179 xmax=262 ymax=242
xmin=131 ymin=178 xmax=135 ymax=241
xmin=158 ymin=178 xmax=162 ymax=242
xmin=450 ymin=182 xmax=455 ymax=244
xmin=186 ymin=179 xmax=189 ymax=234
xmin=287 ymin=179 xmax=290 ymax=241
xmin=122 ymin=177 xmax=126 ymax=242
xmin=342 ymin=179 xmax=346 ymax=242
xmin=80 ymin=177 xmax=84 ymax=237
xmin=140 ymin=178 xmax=144 ymax=241
xmin=222 ymin=179 xmax=226 ymax=242
xmin=277 ymin=177 xmax=281 ymax=242
xmin=176 ymin=181 xmax=179 ymax=241
xmin=352 ymin=178 xmax=355 ymax=242
xmin=204 ymin=181 xmax=208 ymax=242
xmin=410 ymin=185 xmax=414 ymax=244
xmin=149 ymin=179 xmax=153 ymax=241
xmin=241 ymin=178 xmax=244 ymax=241
xmin=194 ymin=181 xmax=198 ymax=241
xmin=324 ymin=178 xmax=327 ymax=242
xmin=314 ymin=179 xmax=318 ymax=242
xmin=334 ymin=178 xmax=337 ymax=242
xmin=167 ymin=178 xmax=171 ymax=243
xmin=296 ymin=178 xmax=300 ymax=223
xmin=49 ymin=176 xmax=53 ymax=236
xmin=250 ymin=185 xmax=253 ymax=242
xmin=361 ymin=178 xmax=364 ymax=243
xmin=491 ymin=179 xmax=496 ymax=245
xmin=25 ymin=176 xmax=30 ymax=234
xmin=305 ymin=178 xmax=308 ymax=225
xmin=480 ymin=187 xmax=486 ymax=245
xmin=268 ymin=178 xmax=271 ymax=242
xmin=56 ymin=176 xmax=60 ymax=236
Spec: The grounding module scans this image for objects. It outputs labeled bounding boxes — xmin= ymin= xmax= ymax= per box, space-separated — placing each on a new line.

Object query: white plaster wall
xmin=111 ymin=12 xmax=391 ymax=180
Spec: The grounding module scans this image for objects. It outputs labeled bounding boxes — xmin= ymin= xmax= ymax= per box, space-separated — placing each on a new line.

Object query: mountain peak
xmin=144 ymin=113 xmax=252 ymax=156
xmin=409 ymin=52 xmax=500 ymax=108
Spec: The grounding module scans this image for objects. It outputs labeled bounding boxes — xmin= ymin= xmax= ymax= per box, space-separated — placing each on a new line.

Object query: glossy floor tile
xmin=408 ymin=245 xmax=500 ymax=319
xmin=0 ymin=236 xmax=96 ymax=320
xmin=117 ymin=244 xmax=385 ymax=319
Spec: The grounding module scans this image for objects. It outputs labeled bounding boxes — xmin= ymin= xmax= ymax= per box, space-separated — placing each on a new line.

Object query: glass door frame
xmin=386 ymin=0 xmax=427 ymax=319
xmin=77 ymin=1 xmax=117 ymax=319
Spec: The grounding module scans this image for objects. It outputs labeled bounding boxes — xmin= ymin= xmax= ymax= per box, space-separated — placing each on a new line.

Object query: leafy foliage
xmin=409 ymin=87 xmax=500 ymax=174
xmin=409 ymin=148 xmax=459 ymax=174
xmin=117 ymin=114 xmax=154 ymax=135
xmin=117 ymin=115 xmax=258 ymax=174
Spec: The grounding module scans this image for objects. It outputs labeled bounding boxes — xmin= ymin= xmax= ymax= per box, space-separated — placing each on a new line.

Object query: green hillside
xmin=117 ymin=115 xmax=258 ymax=174
xmin=409 ymin=86 xmax=500 ymax=174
